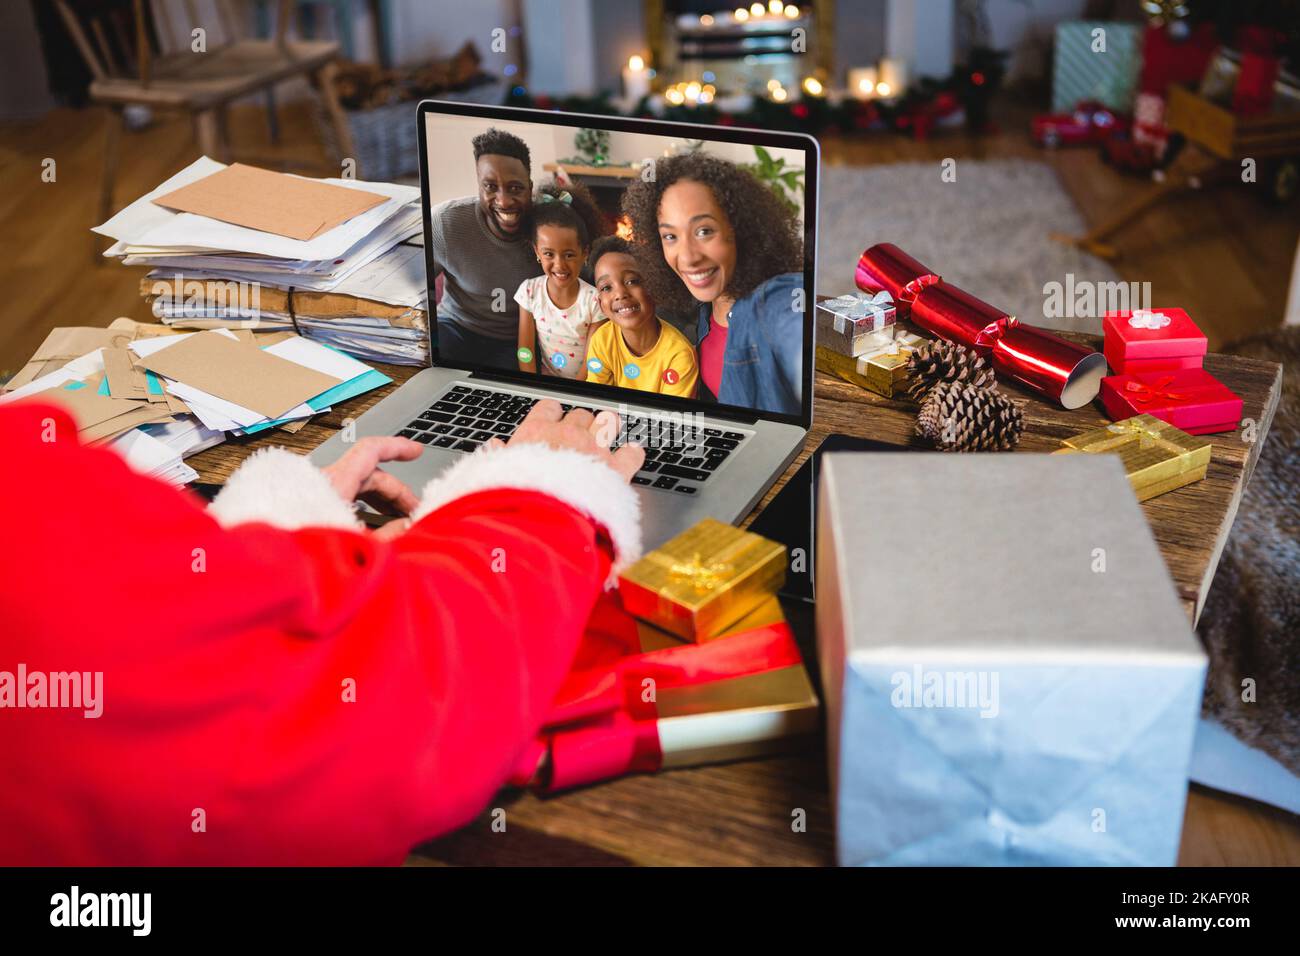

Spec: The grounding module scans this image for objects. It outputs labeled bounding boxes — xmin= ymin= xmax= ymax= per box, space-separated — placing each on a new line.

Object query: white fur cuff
xmin=411 ymin=442 xmax=643 ymax=582
xmin=209 ymin=446 xmax=360 ymax=531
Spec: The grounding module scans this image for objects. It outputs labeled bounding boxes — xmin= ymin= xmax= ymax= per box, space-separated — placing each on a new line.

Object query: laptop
xmin=310 ymin=99 xmax=819 ymax=549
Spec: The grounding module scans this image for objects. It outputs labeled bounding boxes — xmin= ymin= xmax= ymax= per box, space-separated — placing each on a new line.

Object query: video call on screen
xmin=424 ymin=113 xmax=808 ymax=418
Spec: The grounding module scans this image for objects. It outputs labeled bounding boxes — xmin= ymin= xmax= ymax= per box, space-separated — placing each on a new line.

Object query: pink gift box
xmin=1101 ymin=367 xmax=1243 ymax=435
xmin=1104 ymin=308 xmax=1207 ymax=374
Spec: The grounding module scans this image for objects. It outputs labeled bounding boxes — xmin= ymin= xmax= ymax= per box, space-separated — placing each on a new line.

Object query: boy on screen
xmin=585 ymin=237 xmax=699 ymax=398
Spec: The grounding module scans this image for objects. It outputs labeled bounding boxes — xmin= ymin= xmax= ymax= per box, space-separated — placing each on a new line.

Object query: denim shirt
xmin=696 ymin=271 xmax=804 ymax=416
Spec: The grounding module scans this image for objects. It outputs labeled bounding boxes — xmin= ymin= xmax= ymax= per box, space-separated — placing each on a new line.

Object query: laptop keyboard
xmin=397 ymin=384 xmax=749 ymax=495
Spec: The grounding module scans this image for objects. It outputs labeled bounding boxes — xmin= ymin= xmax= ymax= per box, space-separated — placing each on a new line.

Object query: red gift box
xmin=1101 ymin=367 xmax=1243 ymax=435
xmin=1104 ymin=307 xmax=1207 ymax=375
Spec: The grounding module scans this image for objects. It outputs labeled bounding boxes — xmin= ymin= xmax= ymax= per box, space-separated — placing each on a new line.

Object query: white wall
xmin=886 ymin=0 xmax=955 ymax=81
xmin=388 ymin=0 xmax=520 ymax=68
xmin=984 ymin=0 xmax=1090 ymax=83
xmin=424 ymin=115 xmax=563 ymax=204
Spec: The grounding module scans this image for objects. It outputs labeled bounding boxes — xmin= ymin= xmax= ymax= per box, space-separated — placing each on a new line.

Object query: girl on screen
xmin=622 ymin=153 xmax=804 ymax=416
xmin=515 ymin=181 xmax=609 ymax=379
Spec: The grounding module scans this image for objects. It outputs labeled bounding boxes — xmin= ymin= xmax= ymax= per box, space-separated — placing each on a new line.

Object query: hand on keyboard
xmin=321 ymin=435 xmax=423 ymax=528
xmin=485 ymin=399 xmax=645 ymax=483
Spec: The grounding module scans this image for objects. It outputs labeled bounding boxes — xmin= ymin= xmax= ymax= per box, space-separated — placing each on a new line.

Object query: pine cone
xmin=906 ymin=339 xmax=997 ymax=402
xmin=915 ymin=381 xmax=1024 ymax=452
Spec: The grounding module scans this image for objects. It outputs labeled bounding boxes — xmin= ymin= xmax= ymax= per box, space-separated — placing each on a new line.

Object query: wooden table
xmin=186 ymin=327 xmax=1286 ymax=866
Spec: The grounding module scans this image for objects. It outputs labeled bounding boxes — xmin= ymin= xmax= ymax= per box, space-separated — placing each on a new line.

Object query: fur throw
xmin=1197 ymin=326 xmax=1300 ymax=775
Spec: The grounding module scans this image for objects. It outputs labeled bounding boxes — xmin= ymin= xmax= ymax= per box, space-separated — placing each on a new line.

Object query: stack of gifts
xmin=510 ymin=519 xmax=819 ymax=792
xmin=1101 ymin=308 xmax=1243 ymax=435
xmin=814 ymin=291 xmax=924 ymax=398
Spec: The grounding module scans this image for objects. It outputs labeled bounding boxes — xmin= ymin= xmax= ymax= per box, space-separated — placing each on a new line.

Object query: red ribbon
xmin=512 ymin=618 xmax=803 ymax=793
xmin=855 ymin=243 xmax=1104 ymax=407
xmin=1123 ymin=376 xmax=1207 ymax=406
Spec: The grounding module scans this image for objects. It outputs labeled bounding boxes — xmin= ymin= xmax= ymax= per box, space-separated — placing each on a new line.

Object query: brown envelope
xmin=5 ymin=328 xmax=121 ymax=392
xmin=5 ymin=322 xmax=180 ymax=393
xmin=162 ymin=388 xmax=191 ymax=416
xmin=151 ymin=163 xmax=387 ymax=241
xmin=103 ymin=348 xmax=147 ymax=400
xmin=44 ymin=378 xmax=144 ymax=431
xmin=252 ymin=331 xmax=299 ymax=348
xmin=82 ymin=406 xmax=176 ymax=444
xmin=138 ymin=330 xmax=341 ymax=420
xmin=110 ymin=317 xmax=179 ymax=341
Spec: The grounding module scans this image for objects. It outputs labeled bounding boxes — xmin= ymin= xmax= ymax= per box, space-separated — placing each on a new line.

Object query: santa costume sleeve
xmin=0 ymin=400 xmax=640 ymax=865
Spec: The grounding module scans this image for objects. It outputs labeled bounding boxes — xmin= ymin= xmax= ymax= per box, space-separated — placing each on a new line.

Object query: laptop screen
xmin=418 ymin=102 xmax=816 ymax=427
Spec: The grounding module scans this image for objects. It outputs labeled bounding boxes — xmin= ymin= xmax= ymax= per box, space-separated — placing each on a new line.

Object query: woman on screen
xmin=622 ymin=153 xmax=804 ymax=416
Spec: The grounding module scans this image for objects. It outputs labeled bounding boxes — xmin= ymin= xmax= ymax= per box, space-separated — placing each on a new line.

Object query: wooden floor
xmin=1 ymin=96 xmax=1296 ymax=865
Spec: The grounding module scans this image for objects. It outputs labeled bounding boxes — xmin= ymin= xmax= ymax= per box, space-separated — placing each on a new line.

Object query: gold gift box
xmin=1053 ymin=414 xmax=1212 ymax=501
xmin=815 ymin=330 xmax=924 ymax=398
xmin=618 ymin=517 xmax=787 ymax=642
xmin=634 ymin=597 xmax=819 ymax=767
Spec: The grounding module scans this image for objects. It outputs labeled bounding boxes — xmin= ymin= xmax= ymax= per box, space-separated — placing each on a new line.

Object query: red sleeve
xmin=0 ymin=401 xmax=636 ymax=864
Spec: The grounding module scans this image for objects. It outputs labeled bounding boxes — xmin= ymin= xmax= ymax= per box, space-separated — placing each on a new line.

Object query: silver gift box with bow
xmin=816 ymin=291 xmax=897 ymax=358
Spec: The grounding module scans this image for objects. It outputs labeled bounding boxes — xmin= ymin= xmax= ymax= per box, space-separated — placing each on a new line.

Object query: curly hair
xmin=620 ymin=153 xmax=804 ymax=314
xmin=531 ymin=178 xmax=611 ymax=252
xmin=472 ymin=127 xmax=531 ymax=172
xmin=588 ymin=235 xmax=635 ymax=274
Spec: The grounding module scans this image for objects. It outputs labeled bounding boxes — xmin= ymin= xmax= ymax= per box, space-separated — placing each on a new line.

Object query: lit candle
xmin=879 ymin=58 xmax=908 ymax=97
xmin=848 ymin=66 xmax=878 ymax=99
xmin=623 ymin=55 xmax=651 ymax=103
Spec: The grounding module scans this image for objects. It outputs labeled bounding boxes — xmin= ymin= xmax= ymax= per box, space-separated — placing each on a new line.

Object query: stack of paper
xmin=96 ymin=157 xmax=430 ymax=366
xmin=2 ymin=324 xmax=390 ymax=486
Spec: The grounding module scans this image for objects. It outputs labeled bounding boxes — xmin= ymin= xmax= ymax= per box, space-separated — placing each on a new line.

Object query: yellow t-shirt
xmin=584 ymin=318 xmax=699 ymax=397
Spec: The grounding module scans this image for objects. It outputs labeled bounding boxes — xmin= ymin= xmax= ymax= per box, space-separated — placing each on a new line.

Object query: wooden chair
xmin=54 ymin=0 xmax=357 ymax=253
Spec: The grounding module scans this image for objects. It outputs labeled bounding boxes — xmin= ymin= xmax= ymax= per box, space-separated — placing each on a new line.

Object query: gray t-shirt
xmin=427 ymin=196 xmax=541 ymax=341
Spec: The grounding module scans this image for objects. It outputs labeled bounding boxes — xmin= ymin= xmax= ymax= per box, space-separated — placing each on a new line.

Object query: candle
xmin=623 ymin=55 xmax=651 ymax=103
xmin=879 ymin=57 xmax=908 ymax=97
xmin=848 ymin=66 xmax=878 ymax=99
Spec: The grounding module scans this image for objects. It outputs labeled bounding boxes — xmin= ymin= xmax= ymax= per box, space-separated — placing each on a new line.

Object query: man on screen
xmin=428 ymin=128 xmax=542 ymax=369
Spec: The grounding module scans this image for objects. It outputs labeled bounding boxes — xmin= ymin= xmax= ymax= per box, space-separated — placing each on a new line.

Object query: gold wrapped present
xmin=634 ymin=597 xmax=819 ymax=767
xmin=816 ymin=330 xmax=925 ymax=398
xmin=618 ymin=518 xmax=786 ymax=642
xmin=1053 ymin=413 xmax=1212 ymax=501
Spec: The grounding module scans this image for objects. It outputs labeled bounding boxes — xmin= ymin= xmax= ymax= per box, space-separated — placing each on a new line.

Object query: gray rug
xmin=816 ymin=159 xmax=1122 ymax=335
